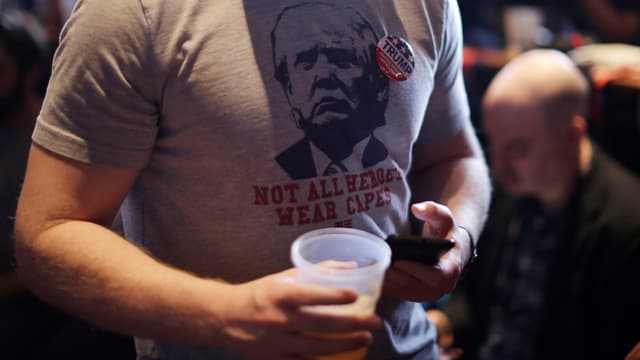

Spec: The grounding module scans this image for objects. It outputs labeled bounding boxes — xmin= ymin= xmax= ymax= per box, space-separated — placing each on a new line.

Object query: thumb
xmin=411 ymin=201 xmax=455 ymax=238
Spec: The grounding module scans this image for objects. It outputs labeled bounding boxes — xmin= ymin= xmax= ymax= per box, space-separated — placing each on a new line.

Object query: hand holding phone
xmin=385 ymin=234 xmax=455 ymax=265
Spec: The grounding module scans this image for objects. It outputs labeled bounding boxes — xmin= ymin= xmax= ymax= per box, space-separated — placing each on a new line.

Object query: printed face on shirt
xmin=272 ymin=3 xmax=389 ymax=163
xmin=287 ymin=34 xmax=366 ymax=128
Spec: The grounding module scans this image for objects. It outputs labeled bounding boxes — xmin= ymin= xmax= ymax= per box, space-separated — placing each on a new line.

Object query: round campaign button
xmin=376 ymin=35 xmax=416 ymax=81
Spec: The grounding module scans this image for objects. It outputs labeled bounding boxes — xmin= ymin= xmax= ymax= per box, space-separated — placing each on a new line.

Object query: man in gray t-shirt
xmin=14 ymin=1 xmax=491 ymax=359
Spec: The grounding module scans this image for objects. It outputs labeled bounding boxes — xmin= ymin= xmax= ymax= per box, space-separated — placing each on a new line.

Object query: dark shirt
xmin=480 ymin=198 xmax=566 ymax=360
xmin=448 ymin=147 xmax=640 ymax=360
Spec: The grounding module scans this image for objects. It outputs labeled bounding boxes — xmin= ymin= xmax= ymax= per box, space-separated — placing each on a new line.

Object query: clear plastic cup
xmin=290 ymin=228 xmax=391 ymax=360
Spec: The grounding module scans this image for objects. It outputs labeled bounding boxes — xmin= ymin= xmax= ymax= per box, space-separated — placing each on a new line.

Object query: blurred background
xmin=1 ymin=1 xmax=136 ymax=358
xmin=1 ymin=0 xmax=639 ymax=359
xmin=459 ymin=0 xmax=640 ymax=176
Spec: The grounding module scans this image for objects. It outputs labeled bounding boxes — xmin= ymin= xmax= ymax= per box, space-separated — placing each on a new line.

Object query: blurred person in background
xmin=0 ymin=13 xmax=134 ymax=359
xmin=426 ymin=308 xmax=463 ymax=360
xmin=440 ymin=49 xmax=640 ymax=360
xmin=41 ymin=0 xmax=76 ymax=48
xmin=576 ymin=0 xmax=640 ymax=44
xmin=458 ymin=0 xmax=640 ymax=49
xmin=458 ymin=0 xmax=504 ymax=48
xmin=552 ymin=0 xmax=640 ymax=45
xmin=0 ymin=12 xmax=56 ymax=359
xmin=0 ymin=12 xmax=45 ymax=288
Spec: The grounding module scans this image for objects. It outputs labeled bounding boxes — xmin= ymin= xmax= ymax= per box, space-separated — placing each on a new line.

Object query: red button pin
xmin=376 ymin=35 xmax=416 ymax=81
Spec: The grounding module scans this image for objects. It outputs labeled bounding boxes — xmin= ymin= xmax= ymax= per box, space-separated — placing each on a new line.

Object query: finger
xmin=292 ymin=330 xmax=374 ymax=357
xmin=411 ymin=201 xmax=455 ymax=237
xmin=278 ymin=283 xmax=359 ymax=308
xmin=394 ymin=259 xmax=459 ymax=294
xmin=292 ymin=308 xmax=381 ymax=333
xmin=272 ymin=267 xmax=299 ymax=280
xmin=385 ymin=266 xmax=414 ymax=285
xmin=383 ymin=267 xmax=415 ymax=292
xmin=383 ymin=267 xmax=431 ymax=296
xmin=383 ymin=263 xmax=453 ymax=302
xmin=270 ymin=267 xmax=362 ymax=308
xmin=383 ymin=270 xmax=427 ymax=302
xmin=392 ymin=260 xmax=441 ymax=286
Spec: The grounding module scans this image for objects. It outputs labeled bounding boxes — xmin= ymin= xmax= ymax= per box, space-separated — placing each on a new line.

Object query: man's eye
xmin=294 ymin=48 xmax=318 ymax=70
xmin=335 ymin=59 xmax=353 ymax=69
xmin=325 ymin=48 xmax=357 ymax=69
xmin=299 ymin=61 xmax=314 ymax=70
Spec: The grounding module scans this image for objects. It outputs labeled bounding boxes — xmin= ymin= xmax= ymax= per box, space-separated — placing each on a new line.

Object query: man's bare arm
xmin=14 ymin=144 xmax=236 ymax=344
xmin=14 ymin=144 xmax=379 ymax=358
xmin=410 ymin=124 xmax=491 ymax=251
xmin=383 ymin=125 xmax=490 ymax=302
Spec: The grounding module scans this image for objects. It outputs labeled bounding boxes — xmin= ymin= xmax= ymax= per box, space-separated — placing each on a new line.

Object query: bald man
xmin=441 ymin=49 xmax=640 ymax=360
xmin=483 ymin=49 xmax=592 ymax=211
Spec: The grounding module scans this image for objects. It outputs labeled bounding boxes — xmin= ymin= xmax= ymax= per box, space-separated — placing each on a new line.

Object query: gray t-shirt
xmin=34 ymin=0 xmax=470 ymax=358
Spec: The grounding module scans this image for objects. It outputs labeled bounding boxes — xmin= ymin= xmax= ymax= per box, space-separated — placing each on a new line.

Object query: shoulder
xmin=584 ymin=150 xmax=640 ymax=249
xmin=596 ymin=151 xmax=640 ymax=217
xmin=420 ymin=0 xmax=461 ymax=32
xmin=70 ymin=0 xmax=149 ymax=27
xmin=60 ymin=0 xmax=153 ymax=60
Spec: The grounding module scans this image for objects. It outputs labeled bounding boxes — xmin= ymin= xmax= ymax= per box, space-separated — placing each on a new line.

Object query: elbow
xmin=13 ymin=217 xmax=37 ymax=290
xmin=12 ymin=208 xmax=49 ymax=293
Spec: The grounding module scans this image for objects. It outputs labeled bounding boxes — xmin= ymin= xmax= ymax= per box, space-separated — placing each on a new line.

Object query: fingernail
xmin=412 ymin=203 xmax=428 ymax=212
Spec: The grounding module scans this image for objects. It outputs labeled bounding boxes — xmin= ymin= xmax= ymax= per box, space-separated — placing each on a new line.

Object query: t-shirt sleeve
xmin=33 ymin=0 xmax=160 ymax=168
xmin=418 ymin=0 xmax=470 ymax=145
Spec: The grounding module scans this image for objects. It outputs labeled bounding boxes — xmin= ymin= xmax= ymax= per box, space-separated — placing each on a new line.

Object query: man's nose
xmin=312 ymin=55 xmax=341 ymax=89
xmin=315 ymin=54 xmax=338 ymax=77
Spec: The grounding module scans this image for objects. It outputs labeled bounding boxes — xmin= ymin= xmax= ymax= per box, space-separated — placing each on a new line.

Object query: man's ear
xmin=568 ymin=115 xmax=587 ymax=140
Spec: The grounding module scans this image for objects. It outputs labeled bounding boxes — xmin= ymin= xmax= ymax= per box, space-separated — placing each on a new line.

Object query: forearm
xmin=413 ymin=156 xmax=490 ymax=242
xmin=411 ymin=125 xmax=491 ymax=244
xmin=15 ymin=219 xmax=233 ymax=346
xmin=13 ymin=146 xmax=381 ymax=358
xmin=385 ymin=141 xmax=491 ymax=301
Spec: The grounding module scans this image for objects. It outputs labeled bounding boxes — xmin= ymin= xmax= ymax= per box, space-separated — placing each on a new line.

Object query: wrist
xmin=456 ymin=225 xmax=477 ymax=278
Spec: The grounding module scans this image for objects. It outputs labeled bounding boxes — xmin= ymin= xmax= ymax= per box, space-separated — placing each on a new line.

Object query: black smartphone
xmin=385 ymin=233 xmax=455 ymax=265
